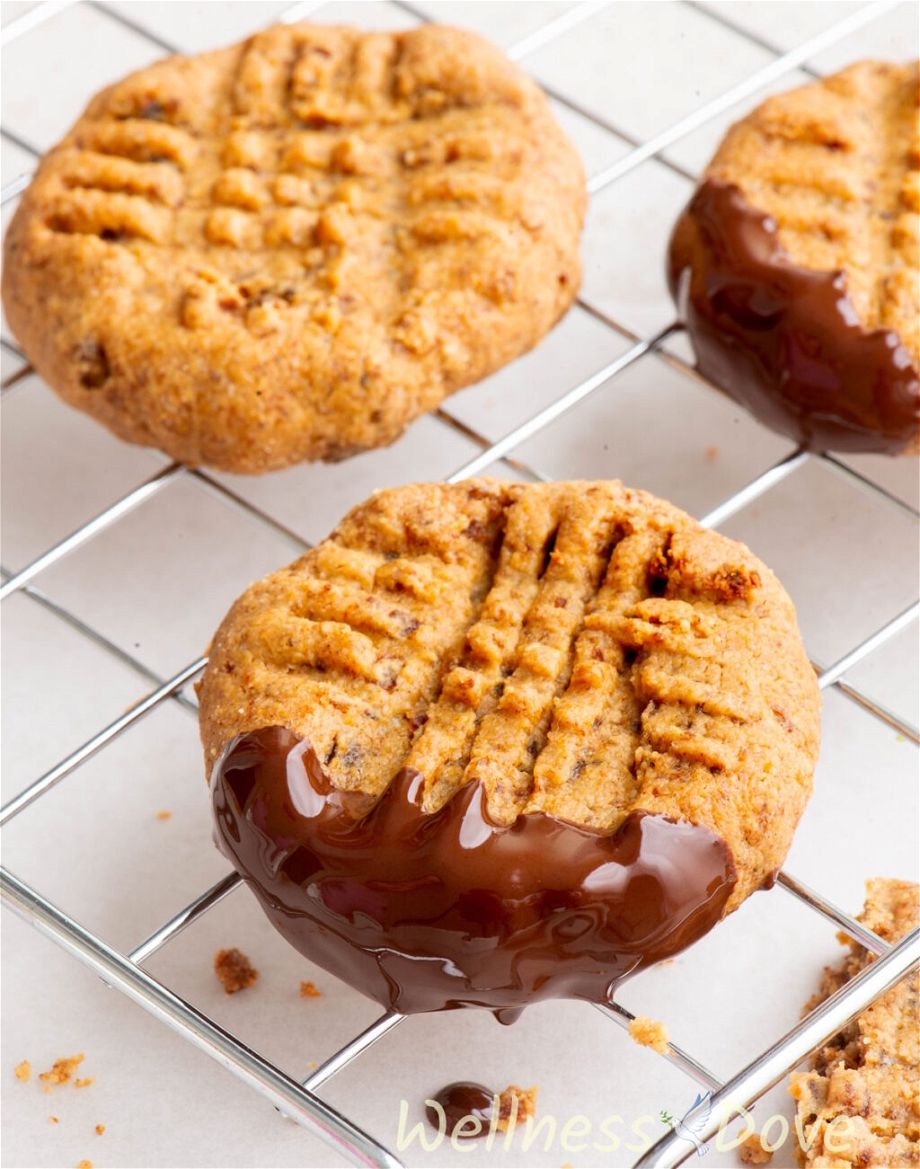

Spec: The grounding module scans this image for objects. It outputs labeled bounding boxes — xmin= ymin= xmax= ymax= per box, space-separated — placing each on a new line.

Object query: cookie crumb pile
xmin=495 ymin=1085 xmax=538 ymax=1133
xmin=213 ymin=948 xmax=259 ymax=994
xmin=739 ymin=1132 xmax=773 ymax=1165
xmin=628 ymin=1016 xmax=670 ymax=1054
xmin=790 ymin=879 xmax=919 ymax=1168
xmin=38 ymin=1054 xmax=86 ymax=1092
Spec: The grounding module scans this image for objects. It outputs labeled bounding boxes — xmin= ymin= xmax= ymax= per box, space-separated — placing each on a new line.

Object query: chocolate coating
xmin=668 ymin=180 xmax=920 ymax=454
xmin=210 ymin=726 xmax=735 ymax=1016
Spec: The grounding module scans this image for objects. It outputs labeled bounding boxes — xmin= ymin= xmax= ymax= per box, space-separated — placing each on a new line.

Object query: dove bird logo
xmin=666 ymin=1092 xmax=713 ymax=1157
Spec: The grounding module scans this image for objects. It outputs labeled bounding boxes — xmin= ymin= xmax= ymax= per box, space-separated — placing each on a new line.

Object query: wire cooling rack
xmin=1 ymin=2 xmax=918 ymax=1166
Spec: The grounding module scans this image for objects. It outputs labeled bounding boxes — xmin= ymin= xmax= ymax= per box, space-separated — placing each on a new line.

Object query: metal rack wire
xmin=1 ymin=2 xmax=918 ymax=1166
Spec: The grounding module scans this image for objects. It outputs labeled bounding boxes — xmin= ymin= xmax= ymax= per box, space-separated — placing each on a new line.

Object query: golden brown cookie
xmin=2 ymin=23 xmax=584 ymax=473
xmin=669 ymin=61 xmax=920 ymax=455
xmin=790 ymin=879 xmax=919 ymax=1167
xmin=200 ymin=479 xmax=820 ymax=1015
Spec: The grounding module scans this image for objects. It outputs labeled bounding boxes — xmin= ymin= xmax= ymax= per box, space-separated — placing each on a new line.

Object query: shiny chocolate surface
xmin=211 ymin=726 xmax=736 ymax=1016
xmin=669 ymin=180 xmax=919 ymax=454
xmin=425 ymin=1083 xmax=494 ymax=1138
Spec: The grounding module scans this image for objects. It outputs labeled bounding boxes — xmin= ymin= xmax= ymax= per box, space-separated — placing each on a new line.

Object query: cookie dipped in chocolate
xmin=211 ymin=726 xmax=736 ymax=1017
xmin=668 ymin=180 xmax=920 ymax=454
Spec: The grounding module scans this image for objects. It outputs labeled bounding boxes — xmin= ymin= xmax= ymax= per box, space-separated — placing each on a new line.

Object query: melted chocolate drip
xmin=426 ymin=1083 xmax=494 ymax=1138
xmin=210 ymin=726 xmax=736 ymax=1016
xmin=669 ymin=179 xmax=920 ymax=454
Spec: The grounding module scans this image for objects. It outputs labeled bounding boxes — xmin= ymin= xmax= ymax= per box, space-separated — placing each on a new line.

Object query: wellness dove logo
xmin=659 ymin=1091 xmax=712 ymax=1157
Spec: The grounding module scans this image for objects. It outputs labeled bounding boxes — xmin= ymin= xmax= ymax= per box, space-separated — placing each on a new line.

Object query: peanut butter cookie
xmin=2 ymin=23 xmax=584 ymax=473
xmin=790 ymin=879 xmax=919 ymax=1167
xmin=201 ymin=479 xmax=820 ymax=1015
xmin=669 ymin=61 xmax=919 ymax=455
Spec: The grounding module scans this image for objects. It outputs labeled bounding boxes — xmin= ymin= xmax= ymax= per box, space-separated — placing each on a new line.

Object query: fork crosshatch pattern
xmin=3 ymin=18 xmax=586 ymax=472
xmin=1 ymin=3 xmax=918 ymax=1169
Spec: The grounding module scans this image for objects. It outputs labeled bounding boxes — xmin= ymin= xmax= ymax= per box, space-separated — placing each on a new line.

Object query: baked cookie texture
xmin=200 ymin=480 xmax=821 ymax=1012
xmin=790 ymin=879 xmax=919 ymax=1168
xmin=2 ymin=23 xmax=585 ymax=473
xmin=669 ymin=60 xmax=920 ymax=455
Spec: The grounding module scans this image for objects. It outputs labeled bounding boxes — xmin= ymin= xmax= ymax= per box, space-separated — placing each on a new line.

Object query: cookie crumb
xmin=95 ymin=1124 xmax=106 ymax=1136
xmin=299 ymin=980 xmax=322 ymax=998
xmin=14 ymin=1060 xmax=31 ymax=1083
xmin=789 ymin=878 xmax=919 ymax=1168
xmin=155 ymin=809 xmax=172 ymax=820
xmin=75 ymin=1077 xmax=94 ymax=1088
xmin=49 ymin=1115 xmax=59 ymax=1125
xmin=705 ymin=445 xmax=719 ymax=461
xmin=76 ymin=1162 xmax=93 ymax=1168
xmin=214 ymin=948 xmax=258 ymax=994
xmin=739 ymin=1132 xmax=772 ymax=1164
xmin=628 ymin=1016 xmax=670 ymax=1054
xmin=39 ymin=1054 xmax=85 ymax=1091
xmin=495 ymin=1084 xmax=537 ymax=1133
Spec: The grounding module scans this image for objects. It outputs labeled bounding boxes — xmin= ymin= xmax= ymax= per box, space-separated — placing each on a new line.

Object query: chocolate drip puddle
xmin=669 ymin=179 xmax=919 ymax=453
xmin=426 ymin=1083 xmax=494 ymax=1139
xmin=211 ymin=726 xmax=736 ymax=1015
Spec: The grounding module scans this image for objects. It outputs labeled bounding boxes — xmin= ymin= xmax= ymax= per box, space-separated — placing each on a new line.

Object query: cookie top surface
xmin=200 ymin=480 xmax=820 ymax=1012
xmin=708 ymin=61 xmax=919 ymax=362
xmin=2 ymin=23 xmax=584 ymax=472
xmin=790 ymin=879 xmax=920 ymax=1168
xmin=669 ymin=61 xmax=920 ymax=454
